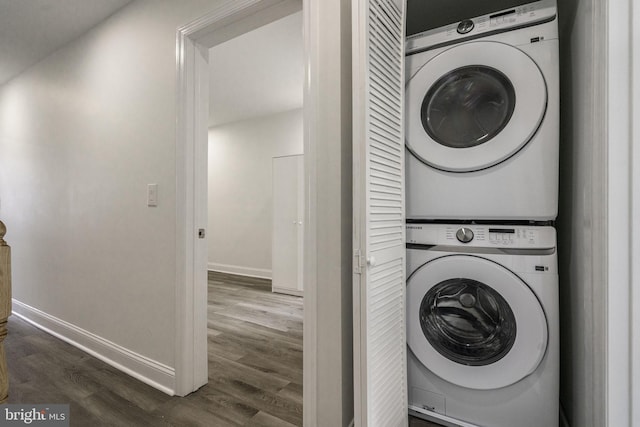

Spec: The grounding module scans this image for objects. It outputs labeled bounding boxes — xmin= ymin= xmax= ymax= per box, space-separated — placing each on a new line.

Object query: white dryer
xmin=406 ymin=223 xmax=559 ymax=427
xmin=405 ymin=0 xmax=559 ymax=221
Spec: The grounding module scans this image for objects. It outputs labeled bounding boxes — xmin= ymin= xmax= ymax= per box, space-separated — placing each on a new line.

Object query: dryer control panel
xmin=406 ymin=223 xmax=556 ymax=250
xmin=406 ymin=0 xmax=557 ymax=55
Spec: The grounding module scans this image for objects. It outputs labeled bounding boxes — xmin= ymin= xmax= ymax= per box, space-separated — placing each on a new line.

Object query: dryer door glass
xmin=421 ymin=66 xmax=516 ymax=149
xmin=420 ymin=277 xmax=517 ymax=366
xmin=405 ymin=41 xmax=548 ymax=172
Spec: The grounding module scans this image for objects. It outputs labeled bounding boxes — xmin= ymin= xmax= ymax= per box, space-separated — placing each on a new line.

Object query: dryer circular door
xmin=406 ymin=254 xmax=548 ymax=390
xmin=405 ymin=41 xmax=547 ymax=172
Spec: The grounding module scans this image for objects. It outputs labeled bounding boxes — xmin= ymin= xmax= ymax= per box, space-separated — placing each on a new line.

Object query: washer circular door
xmin=405 ymin=41 xmax=547 ymax=172
xmin=406 ymin=254 xmax=548 ymax=390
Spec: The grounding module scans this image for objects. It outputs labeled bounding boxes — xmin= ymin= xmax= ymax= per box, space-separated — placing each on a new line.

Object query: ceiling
xmin=208 ymin=11 xmax=304 ymax=128
xmin=0 ymin=0 xmax=133 ymax=87
xmin=0 ymin=1 xmax=302 ymax=128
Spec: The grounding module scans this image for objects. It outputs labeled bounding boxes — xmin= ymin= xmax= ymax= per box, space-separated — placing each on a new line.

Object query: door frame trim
xmin=603 ymin=0 xmax=640 ymax=425
xmin=174 ymin=0 xmax=309 ymax=398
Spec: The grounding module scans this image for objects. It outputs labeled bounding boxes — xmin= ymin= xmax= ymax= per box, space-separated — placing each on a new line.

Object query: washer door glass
xmin=405 ymin=41 xmax=547 ymax=172
xmin=422 ymin=66 xmax=516 ymax=149
xmin=420 ymin=278 xmax=516 ymax=366
xmin=406 ymin=254 xmax=548 ymax=390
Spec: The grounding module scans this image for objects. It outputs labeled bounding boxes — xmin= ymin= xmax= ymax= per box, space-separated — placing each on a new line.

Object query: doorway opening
xmin=175 ymin=0 xmax=309 ymax=424
xmin=206 ymin=10 xmax=304 ymax=425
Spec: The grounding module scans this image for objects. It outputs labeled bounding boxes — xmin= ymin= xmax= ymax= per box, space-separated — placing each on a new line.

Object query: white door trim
xmin=301 ymin=0 xmax=317 ymax=423
xmin=631 ymin=3 xmax=640 ymax=425
xmin=604 ymin=0 xmax=640 ymax=425
xmin=174 ymin=0 xmax=306 ymax=397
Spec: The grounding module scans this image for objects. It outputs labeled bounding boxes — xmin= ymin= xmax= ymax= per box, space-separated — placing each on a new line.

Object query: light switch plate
xmin=147 ymin=184 xmax=158 ymax=207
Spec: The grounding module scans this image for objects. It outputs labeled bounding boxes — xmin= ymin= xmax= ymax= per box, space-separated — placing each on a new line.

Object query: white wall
xmin=207 ymin=108 xmax=303 ymax=278
xmin=557 ymin=0 xmax=607 ymax=425
xmin=0 ymin=0 xmax=227 ymax=391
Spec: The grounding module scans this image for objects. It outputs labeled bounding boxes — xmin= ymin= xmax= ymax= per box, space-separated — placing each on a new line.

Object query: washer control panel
xmin=407 ymin=223 xmax=555 ymax=249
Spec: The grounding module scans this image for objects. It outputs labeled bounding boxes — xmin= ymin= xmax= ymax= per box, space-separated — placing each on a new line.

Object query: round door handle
xmin=367 ymin=256 xmax=376 ymax=267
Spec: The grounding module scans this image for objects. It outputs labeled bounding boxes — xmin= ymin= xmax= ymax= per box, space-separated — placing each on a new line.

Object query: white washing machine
xmin=406 ymin=223 xmax=558 ymax=427
xmin=405 ymin=0 xmax=559 ymax=221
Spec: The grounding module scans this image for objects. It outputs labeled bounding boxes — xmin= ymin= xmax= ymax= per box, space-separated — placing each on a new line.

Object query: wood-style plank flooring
xmin=5 ymin=271 xmax=303 ymax=426
xmin=5 ymin=271 xmax=447 ymax=427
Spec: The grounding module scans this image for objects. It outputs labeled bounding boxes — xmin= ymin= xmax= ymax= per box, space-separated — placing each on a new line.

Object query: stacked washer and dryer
xmin=404 ymin=1 xmax=560 ymax=426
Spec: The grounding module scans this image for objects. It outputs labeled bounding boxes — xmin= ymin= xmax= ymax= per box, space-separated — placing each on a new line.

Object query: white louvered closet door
xmin=353 ymin=0 xmax=407 ymax=426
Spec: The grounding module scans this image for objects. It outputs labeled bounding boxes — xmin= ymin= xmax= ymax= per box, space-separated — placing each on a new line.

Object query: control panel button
xmin=456 ymin=227 xmax=474 ymax=243
xmin=457 ymin=19 xmax=475 ymax=34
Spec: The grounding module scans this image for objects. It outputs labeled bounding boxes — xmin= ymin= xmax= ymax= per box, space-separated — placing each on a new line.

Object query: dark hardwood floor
xmin=5 ymin=271 xmax=303 ymax=426
xmin=5 ymin=271 xmax=446 ymax=427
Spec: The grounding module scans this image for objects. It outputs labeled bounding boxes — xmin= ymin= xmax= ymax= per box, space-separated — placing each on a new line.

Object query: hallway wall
xmin=0 ymin=0 xmax=227 ymax=391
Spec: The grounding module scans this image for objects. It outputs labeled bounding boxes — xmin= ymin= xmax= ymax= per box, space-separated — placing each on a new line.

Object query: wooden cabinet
xmin=272 ymin=155 xmax=304 ymax=296
xmin=0 ymin=220 xmax=11 ymax=403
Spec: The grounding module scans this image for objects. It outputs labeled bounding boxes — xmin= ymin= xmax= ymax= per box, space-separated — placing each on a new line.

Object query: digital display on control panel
xmin=491 ymin=10 xmax=517 ymax=19
xmin=406 ymin=0 xmax=534 ymax=36
xmin=489 ymin=228 xmax=515 ymax=234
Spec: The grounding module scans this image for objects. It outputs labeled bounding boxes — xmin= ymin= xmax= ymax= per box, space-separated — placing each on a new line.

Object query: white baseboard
xmin=208 ymin=262 xmax=272 ymax=279
xmin=11 ymin=299 xmax=175 ymax=396
xmin=272 ymin=286 xmax=303 ymax=297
